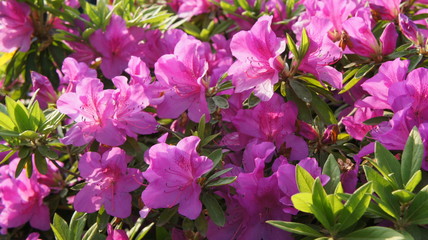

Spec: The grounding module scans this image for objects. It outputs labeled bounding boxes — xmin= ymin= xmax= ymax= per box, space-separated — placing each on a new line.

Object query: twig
xmin=51 ymin=160 xmax=80 ymax=178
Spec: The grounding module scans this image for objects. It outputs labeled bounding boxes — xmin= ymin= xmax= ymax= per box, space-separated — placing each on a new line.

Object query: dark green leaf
xmin=310 ymin=92 xmax=337 ymax=124
xmin=322 ymin=154 xmax=341 ymax=194
xmin=206 ymin=148 xmax=223 ymax=168
xmin=34 ymin=149 xmax=48 ymax=175
xmin=405 ymin=185 xmax=428 ymax=225
xmin=15 ymin=156 xmax=30 ymax=178
xmin=206 ymin=176 xmax=237 ymax=187
xmin=267 ymin=221 xmax=323 ymax=238
xmin=199 ymin=132 xmax=221 ymax=147
xmin=401 ymin=127 xmax=424 ymax=185
xmin=202 ymin=193 xmax=225 ymax=227
xmin=342 ymin=226 xmax=405 ymax=240
xmin=375 ymin=142 xmax=402 ymax=187
xmin=408 ymin=54 xmax=423 ymax=72
xmin=290 ymin=80 xmax=312 ymax=103
xmin=355 ymin=64 xmax=375 ymax=79
xmin=198 ymin=114 xmax=206 ymax=140
xmin=212 ymin=96 xmax=229 ymax=109
xmin=206 ymin=167 xmax=232 ymax=183
xmin=96 ymin=207 xmax=109 ymax=231
xmin=156 ymin=207 xmax=177 ymax=227
xmin=363 ymin=116 xmax=390 ymax=125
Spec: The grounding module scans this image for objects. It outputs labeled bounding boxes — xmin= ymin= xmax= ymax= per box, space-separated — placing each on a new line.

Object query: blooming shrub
xmin=1 ymin=0 xmax=428 ymax=239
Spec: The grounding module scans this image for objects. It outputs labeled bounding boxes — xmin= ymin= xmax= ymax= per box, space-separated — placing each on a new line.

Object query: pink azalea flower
xmin=0 ymin=0 xmax=34 ymax=52
xmin=111 ymin=76 xmax=158 ymax=137
xmin=0 ymin=159 xmax=51 ymax=232
xmin=59 ymin=57 xmax=97 ymax=93
xmin=369 ymin=0 xmax=400 ymax=20
xmin=138 ymin=29 xmax=193 ymax=68
xmin=26 ymin=233 xmax=42 ymax=240
xmin=343 ymin=17 xmax=397 ymax=60
xmin=208 ymin=157 xmax=292 ymax=240
xmin=141 ymin=136 xmax=213 ymax=219
xmin=297 ymin=17 xmax=343 ymax=89
xmin=57 ymin=77 xmax=122 ymax=146
xmin=359 ymin=58 xmax=409 ymax=109
xmin=154 ymin=38 xmax=210 ymax=122
xmin=228 ymin=15 xmax=286 ymax=101
xmin=175 ymin=0 xmax=213 ymax=19
xmin=342 ymin=107 xmax=383 ymax=140
xmin=89 ymin=15 xmax=140 ymax=78
xmin=74 ymin=148 xmax=142 ymax=218
xmin=31 ymin=72 xmax=58 ymax=109
xmin=125 ymin=56 xmax=166 ymax=105
xmin=106 ymin=224 xmax=129 ymax=240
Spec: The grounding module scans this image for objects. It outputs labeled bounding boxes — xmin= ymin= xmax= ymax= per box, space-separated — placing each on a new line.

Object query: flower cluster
xmin=1 ymin=0 xmax=428 ymax=239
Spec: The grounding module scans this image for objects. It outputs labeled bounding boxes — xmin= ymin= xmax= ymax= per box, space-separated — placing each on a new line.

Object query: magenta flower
xmin=369 ymin=0 xmax=400 ymax=20
xmin=343 ymin=17 xmax=397 ymax=59
xmin=176 ymin=0 xmax=212 ymax=19
xmin=74 ymin=148 xmax=142 ymax=218
xmin=57 ymin=77 xmax=122 ymax=146
xmin=0 ymin=0 xmax=34 ymax=52
xmin=0 ymin=159 xmax=50 ymax=232
xmin=154 ymin=38 xmax=210 ymax=122
xmin=59 ymin=57 xmax=97 ymax=93
xmin=106 ymin=224 xmax=129 ymax=240
xmin=111 ymin=76 xmax=158 ymax=137
xmin=342 ymin=107 xmax=383 ymax=140
xmin=31 ymin=72 xmax=58 ymax=109
xmin=360 ymin=58 xmax=409 ymax=109
xmin=141 ymin=136 xmax=213 ymax=219
xmin=89 ymin=15 xmax=140 ymax=78
xmin=228 ymin=15 xmax=286 ymax=101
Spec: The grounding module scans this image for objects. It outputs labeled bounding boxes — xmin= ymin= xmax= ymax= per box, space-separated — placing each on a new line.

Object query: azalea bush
xmin=2 ymin=0 xmax=428 ymax=239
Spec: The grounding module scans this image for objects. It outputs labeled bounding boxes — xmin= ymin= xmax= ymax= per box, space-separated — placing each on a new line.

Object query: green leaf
xmin=405 ymin=170 xmax=422 ymax=192
xmin=15 ymin=156 xmax=30 ymax=178
xmin=311 ymin=178 xmax=334 ymax=231
xmin=375 ymin=142 xmax=402 ymax=187
xmin=408 ymin=54 xmax=423 ymax=72
xmin=38 ymin=145 xmax=58 ymax=160
xmin=291 ymin=192 xmax=313 ymax=213
xmin=236 ymin=0 xmax=251 ymax=11
xmin=202 ymin=193 xmax=225 ymax=227
xmin=69 ymin=212 xmax=87 ymax=240
xmin=322 ymin=154 xmax=341 ymax=194
xmin=0 ymin=148 xmax=14 ymax=164
xmin=51 ymin=213 xmax=69 ymax=240
xmin=200 ymin=133 xmax=221 ymax=147
xmin=363 ymin=166 xmax=400 ymax=220
xmin=34 ymin=149 xmax=48 ymax=175
xmin=206 ymin=167 xmax=232 ymax=183
xmin=299 ymin=28 xmax=310 ymax=58
xmin=310 ymin=92 xmax=337 ymax=124
xmin=392 ymin=189 xmax=415 ymax=203
xmin=207 ymin=148 xmax=223 ymax=168
xmin=401 ymin=127 xmax=424 ymax=185
xmin=287 ymin=33 xmax=300 ymax=60
xmin=296 ymin=165 xmax=315 ymax=193
xmin=339 ymin=76 xmax=364 ymax=94
xmin=338 ymin=182 xmax=373 ymax=231
xmin=198 ymin=114 xmax=206 ymax=140
xmin=327 ymin=194 xmax=344 ymax=217
xmin=135 ymin=222 xmax=154 ymax=240
xmin=156 ymin=207 xmax=177 ymax=227
xmin=212 ymin=96 xmax=229 ymax=109
xmin=405 ymin=185 xmax=428 ymax=225
xmin=40 ymin=110 xmax=65 ymax=133
xmin=362 ymin=116 xmax=390 ymax=125
xmin=206 ymin=176 xmax=237 ymax=187
xmin=342 ymin=226 xmax=405 ymax=240
xmin=96 ymin=207 xmax=109 ymax=231
xmin=0 ymin=129 xmax=20 ymax=137
xmin=266 ymin=221 xmax=323 ymax=238
xmin=5 ymin=96 xmax=32 ymax=131
xmin=354 ymin=64 xmax=375 ymax=79
xmin=29 ymin=101 xmax=45 ymax=130
xmin=18 ymin=147 xmax=32 ymax=160
xmin=0 ymin=112 xmax=16 ymax=130
xmin=290 ymin=80 xmax=312 ymax=103
xmin=19 ymin=130 xmax=39 ymax=140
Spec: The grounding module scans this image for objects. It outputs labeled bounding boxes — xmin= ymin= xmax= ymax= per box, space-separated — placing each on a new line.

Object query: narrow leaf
xmin=202 ymin=193 xmax=225 ymax=227
xmin=267 ymin=221 xmax=323 ymax=238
